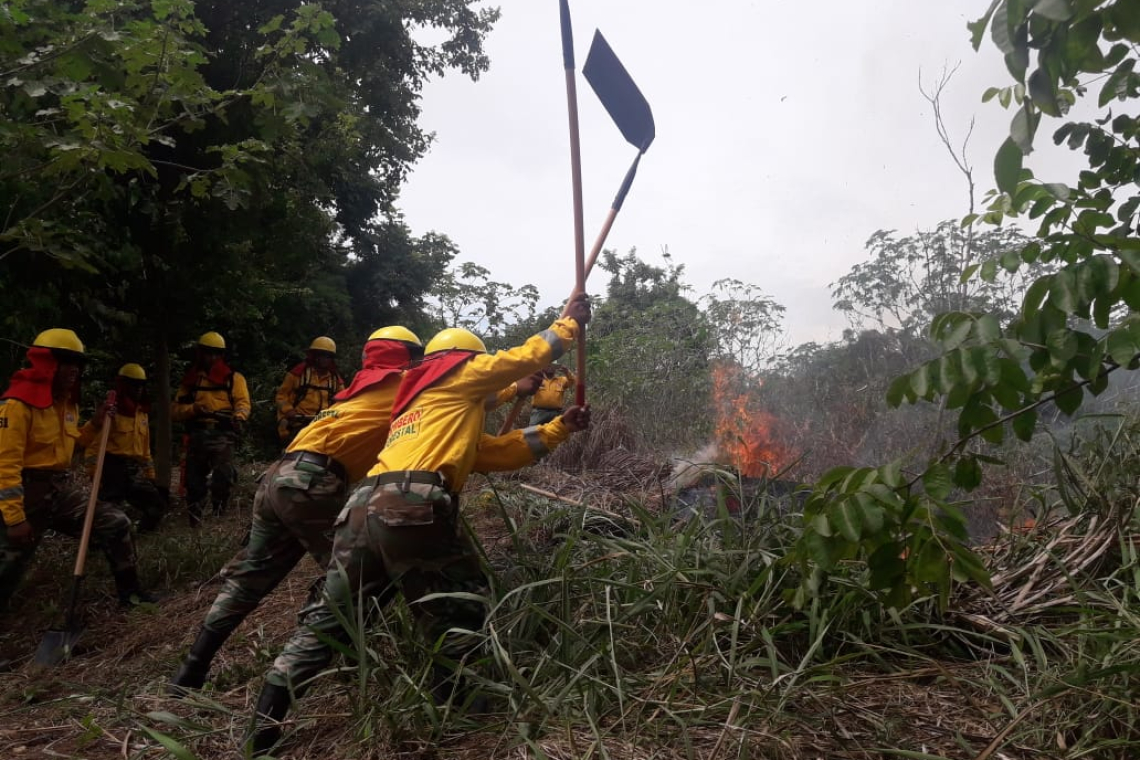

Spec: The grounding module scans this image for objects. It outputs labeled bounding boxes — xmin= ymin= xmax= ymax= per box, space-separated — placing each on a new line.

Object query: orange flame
xmin=712 ymin=363 xmax=796 ymax=478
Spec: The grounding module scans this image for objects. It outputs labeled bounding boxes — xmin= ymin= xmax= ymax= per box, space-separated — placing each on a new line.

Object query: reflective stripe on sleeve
xmin=0 ymin=486 xmax=25 ymax=501
xmin=522 ymin=426 xmax=549 ymax=459
xmin=539 ymin=329 xmax=564 ymax=360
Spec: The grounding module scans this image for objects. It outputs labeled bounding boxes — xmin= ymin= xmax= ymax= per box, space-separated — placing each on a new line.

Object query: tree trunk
xmin=154 ymin=333 xmax=173 ymax=490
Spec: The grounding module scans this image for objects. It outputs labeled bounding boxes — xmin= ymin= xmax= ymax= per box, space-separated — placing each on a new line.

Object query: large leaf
xmin=995 ymin=137 xmax=1024 ymax=195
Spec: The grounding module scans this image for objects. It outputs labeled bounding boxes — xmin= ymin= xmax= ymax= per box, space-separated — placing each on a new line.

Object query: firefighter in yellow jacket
xmin=274 ymin=337 xmax=345 ymax=445
xmin=83 ymin=364 xmax=165 ymax=532
xmin=0 ymin=329 xmax=156 ymax=611
xmin=169 ymin=326 xmax=421 ymax=695
xmin=248 ymin=296 xmax=591 ymax=754
xmin=529 ymin=364 xmax=576 ymax=425
xmin=171 ymin=331 xmax=251 ymax=526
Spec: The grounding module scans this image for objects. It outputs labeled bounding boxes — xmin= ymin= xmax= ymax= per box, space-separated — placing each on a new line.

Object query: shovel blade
xmin=34 ymin=626 xmax=84 ymax=667
xmin=583 ymin=30 xmax=655 ymax=153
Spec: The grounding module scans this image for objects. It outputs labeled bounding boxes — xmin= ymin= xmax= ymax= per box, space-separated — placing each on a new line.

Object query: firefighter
xmin=247 ymin=295 xmax=591 ymax=756
xmin=529 ymin=364 xmax=576 ymax=426
xmin=168 ymin=326 xmax=422 ymax=695
xmin=275 ymin=337 xmax=345 ymax=445
xmin=0 ymin=329 xmax=157 ymax=611
xmin=171 ymin=331 xmax=251 ymax=526
xmin=82 ymin=364 xmax=166 ymax=532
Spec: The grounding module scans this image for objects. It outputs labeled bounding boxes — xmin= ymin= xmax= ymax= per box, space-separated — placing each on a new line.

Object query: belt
xmin=282 ymin=450 xmax=347 ymax=481
xmin=360 ymin=470 xmax=448 ymax=491
xmin=533 ymin=406 xmax=562 ymax=412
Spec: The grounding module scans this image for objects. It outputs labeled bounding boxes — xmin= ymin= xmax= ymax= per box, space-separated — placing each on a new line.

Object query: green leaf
xmin=923 ymin=463 xmax=953 ymax=500
xmin=913 ymin=539 xmax=950 ymax=585
xmin=828 ymin=499 xmax=863 ymax=542
xmin=1053 ymin=385 xmax=1083 ymax=415
xmin=1048 ymin=268 xmax=1078 ymax=314
xmin=970 ymin=0 xmax=1002 ymax=51
xmin=1046 ymin=328 xmax=1079 ymax=364
xmin=910 ymin=364 xmax=931 ymax=399
xmin=1010 ymin=104 xmax=1038 ymax=152
xmin=1106 ymin=329 xmax=1137 ymax=366
xmin=138 ymin=726 xmax=198 ymax=760
xmin=953 ymin=456 xmax=983 ymax=490
xmin=995 ymin=137 xmax=1024 ymax=196
xmin=1012 ymin=408 xmax=1037 ymax=441
xmin=886 ymin=373 xmax=912 ymax=407
xmin=1031 ymin=0 xmax=1072 ymax=22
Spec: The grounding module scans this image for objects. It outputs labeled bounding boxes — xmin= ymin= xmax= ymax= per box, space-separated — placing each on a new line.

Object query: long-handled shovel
xmin=34 ymin=390 xmax=117 ymax=666
xmin=559 ymin=0 xmax=588 ymax=407
xmin=497 ymin=24 xmax=655 ymax=435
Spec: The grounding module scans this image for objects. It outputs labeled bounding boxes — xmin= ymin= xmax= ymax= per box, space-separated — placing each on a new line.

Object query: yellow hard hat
xmin=424 ymin=328 xmax=486 ymax=355
xmin=117 ymin=363 xmax=147 ymax=381
xmin=367 ymin=326 xmax=422 ymax=346
xmin=308 ymin=336 xmax=337 ymax=354
xmin=197 ymin=331 xmax=226 ymax=350
xmin=33 ymin=328 xmax=85 ymax=355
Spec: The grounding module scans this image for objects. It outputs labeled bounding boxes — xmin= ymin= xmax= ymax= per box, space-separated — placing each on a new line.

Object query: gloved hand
xmin=565 ymin=293 xmax=591 ymax=326
xmin=560 ymin=404 xmax=591 ymax=433
xmin=231 ymin=418 xmax=246 ymax=437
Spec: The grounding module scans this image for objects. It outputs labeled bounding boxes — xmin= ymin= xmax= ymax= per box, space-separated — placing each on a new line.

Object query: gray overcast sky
xmin=398 ymin=1 xmax=1083 ymax=345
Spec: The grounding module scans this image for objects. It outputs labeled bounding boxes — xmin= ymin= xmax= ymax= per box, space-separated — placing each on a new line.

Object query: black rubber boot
xmin=113 ymin=568 xmax=160 ymax=607
xmin=246 ymin=682 xmax=292 ymax=758
xmin=168 ymin=627 xmax=230 ymax=697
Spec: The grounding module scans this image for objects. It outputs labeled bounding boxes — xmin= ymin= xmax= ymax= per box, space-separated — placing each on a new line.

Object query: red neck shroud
xmin=335 ymin=340 xmax=412 ymax=401
xmin=181 ymin=357 xmax=233 ymax=389
xmin=1 ymin=347 xmax=76 ymax=409
xmin=390 ymin=350 xmax=476 ymax=419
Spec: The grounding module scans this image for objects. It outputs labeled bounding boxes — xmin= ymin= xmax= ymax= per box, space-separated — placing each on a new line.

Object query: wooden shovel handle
xmin=72 ymin=391 xmax=116 ymax=578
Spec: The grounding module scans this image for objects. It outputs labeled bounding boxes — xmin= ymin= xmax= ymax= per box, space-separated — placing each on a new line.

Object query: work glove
xmin=231 ymin=418 xmax=246 ymax=437
xmin=516 ymin=373 xmax=542 ymax=398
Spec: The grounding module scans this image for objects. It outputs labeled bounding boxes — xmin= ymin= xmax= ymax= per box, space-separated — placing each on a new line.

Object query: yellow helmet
xmin=117 ymin=363 xmax=147 ymax=381
xmin=33 ymin=328 xmax=85 ymax=355
xmin=424 ymin=328 xmax=486 ymax=355
xmin=368 ymin=326 xmax=422 ymax=346
xmin=308 ymin=336 xmax=337 ymax=354
xmin=197 ymin=331 xmax=226 ymax=350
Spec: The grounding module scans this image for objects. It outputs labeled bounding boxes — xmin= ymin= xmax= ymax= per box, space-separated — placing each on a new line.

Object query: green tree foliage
xmin=699 ymin=277 xmax=785 ymax=374
xmin=792 ymin=0 xmax=1140 ymax=612
xmin=0 ymin=0 xmax=497 ymax=477
xmin=832 ymin=222 xmax=1043 ymax=337
xmin=588 ymin=249 xmax=714 ymax=450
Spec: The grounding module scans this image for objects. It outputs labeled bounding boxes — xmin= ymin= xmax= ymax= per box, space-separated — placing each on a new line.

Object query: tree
xmin=0 ymin=0 xmax=499 ymax=483
xmin=699 ymin=277 xmax=785 ymax=374
xmin=832 ymin=222 xmax=1044 ymax=338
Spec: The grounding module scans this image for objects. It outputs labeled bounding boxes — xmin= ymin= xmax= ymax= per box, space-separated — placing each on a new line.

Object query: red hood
xmin=390 ymin=350 xmax=476 ymax=419
xmin=1 ymin=347 xmax=76 ymax=409
xmin=335 ymin=340 xmax=413 ymax=401
xmin=115 ymin=376 xmax=150 ymax=417
xmin=180 ymin=356 xmax=233 ymax=389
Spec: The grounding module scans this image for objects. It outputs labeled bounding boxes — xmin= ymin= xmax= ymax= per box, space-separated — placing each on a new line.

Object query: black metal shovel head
xmin=34 ymin=625 xmax=84 ymax=667
xmin=583 ymin=29 xmax=655 ymax=153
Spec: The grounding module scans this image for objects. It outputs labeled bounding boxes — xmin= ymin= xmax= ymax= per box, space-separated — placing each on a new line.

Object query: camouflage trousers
xmin=267 ymin=473 xmax=487 ymax=691
xmin=100 ymin=454 xmax=166 ymax=531
xmin=185 ymin=427 xmax=237 ymax=521
xmin=0 ymin=471 xmax=136 ymax=611
xmin=203 ymin=457 xmax=345 ymax=638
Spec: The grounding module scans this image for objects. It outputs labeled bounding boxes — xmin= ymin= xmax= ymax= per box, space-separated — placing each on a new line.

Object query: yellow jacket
xmin=472 ymin=417 xmax=573 ymax=472
xmin=533 ymin=373 xmax=575 ymax=409
xmin=0 ymin=398 xmax=97 ymax=525
xmin=81 ymin=412 xmax=156 ymax=481
xmin=171 ymin=370 xmax=251 ymax=424
xmin=370 ymin=318 xmax=578 ymax=491
xmin=287 ymin=379 xmax=400 ymax=483
xmin=275 ymin=367 xmax=344 ymax=420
